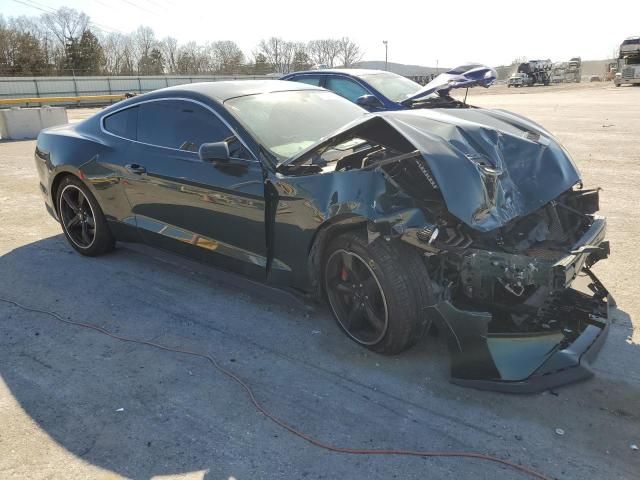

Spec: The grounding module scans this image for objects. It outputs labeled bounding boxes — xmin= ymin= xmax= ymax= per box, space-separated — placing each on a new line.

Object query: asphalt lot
xmin=1 ymin=82 xmax=639 ymax=479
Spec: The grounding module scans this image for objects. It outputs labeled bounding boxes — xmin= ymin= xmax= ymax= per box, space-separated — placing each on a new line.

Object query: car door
xmin=324 ymin=76 xmax=386 ymax=111
xmin=121 ymin=98 xmax=268 ymax=279
xmin=324 ymin=75 xmax=369 ymax=99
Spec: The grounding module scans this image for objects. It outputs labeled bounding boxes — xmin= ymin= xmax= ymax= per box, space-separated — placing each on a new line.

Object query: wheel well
xmin=50 ymin=172 xmax=78 ymax=215
xmin=307 ymin=217 xmax=367 ymax=300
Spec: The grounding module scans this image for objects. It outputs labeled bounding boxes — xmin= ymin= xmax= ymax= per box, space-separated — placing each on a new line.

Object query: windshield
xmin=225 ymin=90 xmax=366 ymax=162
xmin=358 ymin=72 xmax=422 ymax=102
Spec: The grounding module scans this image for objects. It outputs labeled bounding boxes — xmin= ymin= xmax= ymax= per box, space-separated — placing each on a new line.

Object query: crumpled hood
xmin=380 ymin=108 xmax=581 ymax=231
xmin=405 ymin=64 xmax=497 ymax=102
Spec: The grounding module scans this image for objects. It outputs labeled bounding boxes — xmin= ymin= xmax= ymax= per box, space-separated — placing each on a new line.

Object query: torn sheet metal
xmin=382 ymin=108 xmax=581 ymax=231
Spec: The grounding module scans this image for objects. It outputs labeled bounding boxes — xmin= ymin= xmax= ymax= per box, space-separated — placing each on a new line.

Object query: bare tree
xmin=176 ymin=41 xmax=209 ymax=74
xmin=100 ymin=32 xmax=137 ymax=75
xmin=209 ymin=40 xmax=244 ymax=74
xmin=133 ymin=26 xmax=157 ymax=74
xmin=102 ymin=33 xmax=123 ymax=74
xmin=320 ymin=39 xmax=341 ymax=67
xmin=2 ymin=8 xmax=367 ymax=77
xmin=257 ymin=37 xmax=296 ymax=73
xmin=120 ymin=35 xmax=136 ymax=75
xmin=41 ymin=7 xmax=90 ymax=73
xmin=42 ymin=7 xmax=89 ymax=48
xmin=338 ymin=37 xmax=362 ymax=67
xmin=307 ymin=39 xmax=341 ymax=67
xmin=161 ymin=36 xmax=178 ymax=73
xmin=306 ymin=40 xmax=324 ymax=67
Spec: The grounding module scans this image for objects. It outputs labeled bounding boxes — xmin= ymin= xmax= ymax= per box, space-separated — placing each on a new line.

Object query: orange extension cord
xmin=0 ymin=297 xmax=550 ymax=480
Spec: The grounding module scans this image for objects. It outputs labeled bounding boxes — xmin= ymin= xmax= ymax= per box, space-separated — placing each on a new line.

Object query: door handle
xmin=125 ymin=163 xmax=146 ymax=174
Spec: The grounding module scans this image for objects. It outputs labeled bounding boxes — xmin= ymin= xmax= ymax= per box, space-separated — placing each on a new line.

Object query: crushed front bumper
xmin=427 ymin=270 xmax=612 ymax=393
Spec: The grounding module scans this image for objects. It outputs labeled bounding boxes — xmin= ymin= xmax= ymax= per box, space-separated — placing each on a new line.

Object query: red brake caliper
xmin=340 ymin=265 xmax=349 ymax=282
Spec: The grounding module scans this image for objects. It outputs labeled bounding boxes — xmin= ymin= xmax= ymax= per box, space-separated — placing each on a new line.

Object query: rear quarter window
xmin=103 ymin=107 xmax=137 ymax=140
xmin=136 ymin=100 xmax=231 ymax=151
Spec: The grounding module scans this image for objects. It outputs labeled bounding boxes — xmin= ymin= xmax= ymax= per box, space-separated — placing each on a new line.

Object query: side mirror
xmin=199 ymin=142 xmax=230 ymax=162
xmin=355 ymin=94 xmax=383 ymax=110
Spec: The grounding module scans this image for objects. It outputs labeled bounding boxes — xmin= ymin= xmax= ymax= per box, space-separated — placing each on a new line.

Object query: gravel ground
xmin=0 ymin=82 xmax=638 ymax=480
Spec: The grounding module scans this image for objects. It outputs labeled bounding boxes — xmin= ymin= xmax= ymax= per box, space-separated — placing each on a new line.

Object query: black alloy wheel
xmin=56 ymin=175 xmax=115 ymax=256
xmin=59 ymin=183 xmax=96 ymax=249
xmin=325 ymin=249 xmax=389 ymax=345
xmin=323 ymin=232 xmax=434 ymax=354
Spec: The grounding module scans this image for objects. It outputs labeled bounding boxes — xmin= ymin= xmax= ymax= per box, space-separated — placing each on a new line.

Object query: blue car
xmin=282 ymin=64 xmax=498 ymax=111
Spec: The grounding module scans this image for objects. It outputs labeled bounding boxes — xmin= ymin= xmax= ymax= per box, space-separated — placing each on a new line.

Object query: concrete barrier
xmin=0 ymin=106 xmax=68 ymax=140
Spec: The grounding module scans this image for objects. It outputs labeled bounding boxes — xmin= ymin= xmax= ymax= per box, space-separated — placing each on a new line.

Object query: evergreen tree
xmin=292 ymin=49 xmax=311 ymax=71
xmin=138 ymin=46 xmax=164 ymax=75
xmin=77 ymin=29 xmax=104 ymax=75
xmin=253 ymin=53 xmax=269 ymax=74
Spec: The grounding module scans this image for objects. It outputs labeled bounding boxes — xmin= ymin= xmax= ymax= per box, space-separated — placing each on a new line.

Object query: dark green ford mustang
xmin=34 ymin=80 xmax=613 ymax=392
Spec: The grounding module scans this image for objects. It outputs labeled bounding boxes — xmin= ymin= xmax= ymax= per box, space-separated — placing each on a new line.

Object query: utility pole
xmin=383 ymin=40 xmax=388 ymax=71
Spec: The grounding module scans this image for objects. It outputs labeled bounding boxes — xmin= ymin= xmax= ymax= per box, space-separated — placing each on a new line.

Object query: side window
xmin=325 ymin=77 xmax=368 ymax=102
xmin=294 ymin=76 xmax=322 ymax=86
xmin=103 ymin=107 xmax=137 ymax=139
xmin=137 ymin=100 xmax=232 ymax=152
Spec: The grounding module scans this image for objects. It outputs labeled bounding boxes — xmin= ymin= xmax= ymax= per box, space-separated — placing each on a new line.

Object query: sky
xmin=2 ymin=0 xmax=640 ymax=67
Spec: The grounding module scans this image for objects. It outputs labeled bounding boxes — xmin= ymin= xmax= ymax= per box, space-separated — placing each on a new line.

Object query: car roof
xmin=160 ymin=79 xmax=322 ymax=102
xmin=287 ymin=69 xmax=390 ymax=77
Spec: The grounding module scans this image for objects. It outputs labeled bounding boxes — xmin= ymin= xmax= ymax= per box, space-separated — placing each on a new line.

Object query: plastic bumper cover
xmin=427 ymin=271 xmax=612 ymax=393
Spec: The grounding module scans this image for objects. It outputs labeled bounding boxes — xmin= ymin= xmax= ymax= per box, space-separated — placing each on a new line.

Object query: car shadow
xmin=0 ymin=235 xmax=638 ymax=479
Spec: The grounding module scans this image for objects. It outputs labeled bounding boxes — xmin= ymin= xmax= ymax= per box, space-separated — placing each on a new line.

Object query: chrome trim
xmin=99 ymin=96 xmax=260 ymax=163
xmin=134 ymin=214 xmax=291 ymax=271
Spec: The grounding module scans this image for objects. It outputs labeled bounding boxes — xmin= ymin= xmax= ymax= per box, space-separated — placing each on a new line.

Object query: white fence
xmin=0 ymin=74 xmax=277 ymax=101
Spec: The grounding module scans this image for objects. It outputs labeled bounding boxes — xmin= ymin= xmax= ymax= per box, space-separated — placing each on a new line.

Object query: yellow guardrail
xmin=0 ymin=94 xmax=127 ymax=106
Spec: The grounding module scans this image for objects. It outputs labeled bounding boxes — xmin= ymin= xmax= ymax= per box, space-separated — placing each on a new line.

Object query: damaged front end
xmin=279 ymin=107 xmax=612 ymax=392
xmin=414 ymin=189 xmax=612 ymax=392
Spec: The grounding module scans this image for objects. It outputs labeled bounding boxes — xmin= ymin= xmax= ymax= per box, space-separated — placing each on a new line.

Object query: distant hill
xmin=353 ymin=61 xmax=444 ymax=76
xmin=580 ymin=59 xmax=616 ymax=77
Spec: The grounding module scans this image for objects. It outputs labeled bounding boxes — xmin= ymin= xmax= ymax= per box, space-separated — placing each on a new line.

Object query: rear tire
xmin=56 ymin=175 xmax=115 ymax=256
xmin=323 ymin=231 xmax=433 ymax=355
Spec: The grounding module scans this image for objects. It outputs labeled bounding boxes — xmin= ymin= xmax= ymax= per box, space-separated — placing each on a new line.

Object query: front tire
xmin=56 ymin=175 xmax=115 ymax=256
xmin=323 ymin=232 xmax=433 ymax=355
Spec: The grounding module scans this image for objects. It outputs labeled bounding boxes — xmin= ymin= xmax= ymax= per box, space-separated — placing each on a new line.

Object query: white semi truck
xmin=615 ymin=36 xmax=640 ymax=86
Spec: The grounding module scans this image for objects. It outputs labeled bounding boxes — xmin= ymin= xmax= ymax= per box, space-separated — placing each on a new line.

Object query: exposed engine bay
xmin=401 ymin=173 xmax=611 ymax=393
